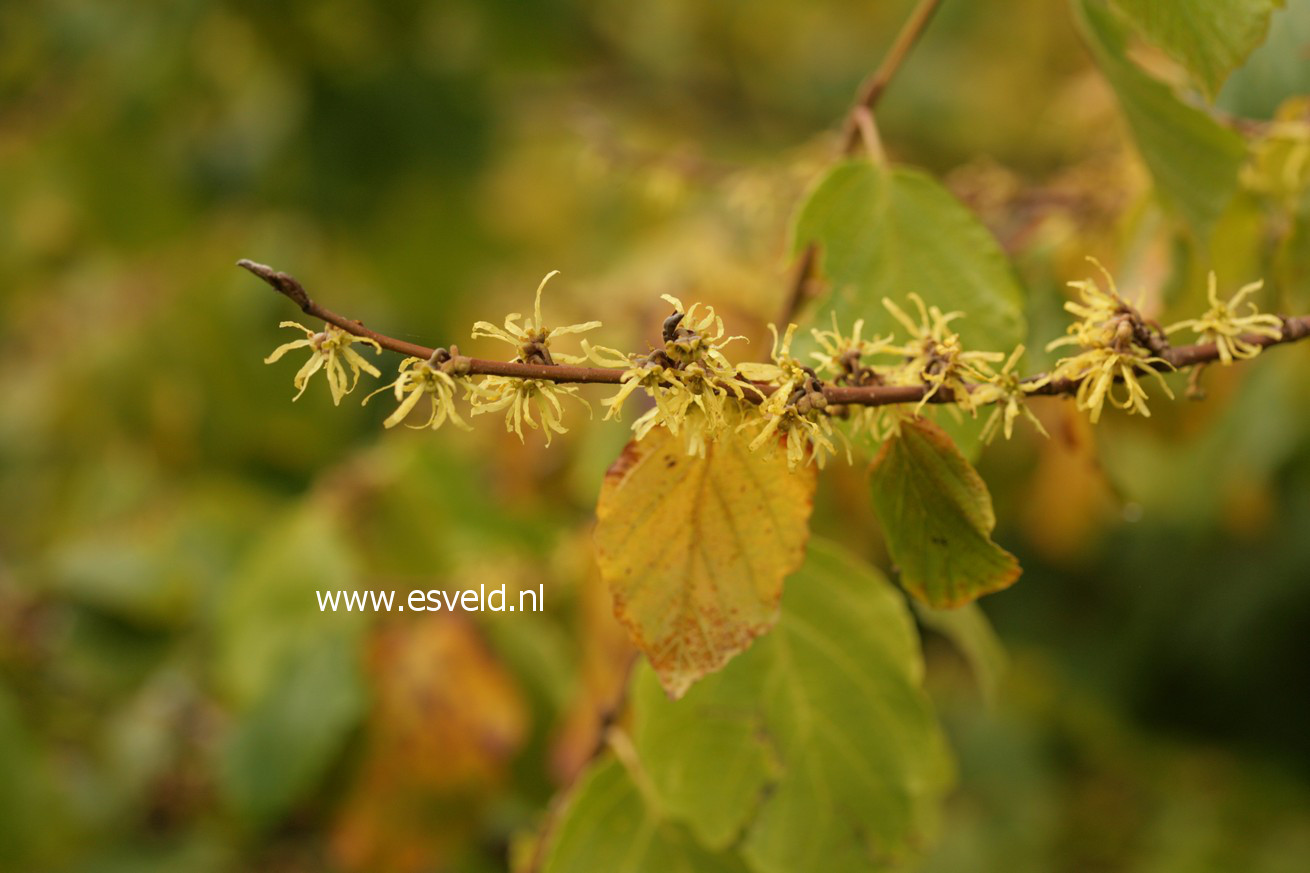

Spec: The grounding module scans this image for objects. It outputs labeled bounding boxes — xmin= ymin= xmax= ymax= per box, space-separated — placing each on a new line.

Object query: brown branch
xmin=241 ymin=259 xmax=626 ymax=385
xmin=779 ymin=4 xmax=936 ymax=334
xmin=778 ymin=242 xmax=820 ymax=325
xmin=240 ymin=259 xmax=437 ymax=360
xmin=523 ymin=650 xmax=640 ymax=873
xmin=242 ymin=259 xmax=1310 ymax=411
xmin=839 ymin=0 xmax=944 ymax=157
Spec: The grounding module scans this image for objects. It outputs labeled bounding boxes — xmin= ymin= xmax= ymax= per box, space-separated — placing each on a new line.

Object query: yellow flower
xmin=264 ymin=321 xmax=381 ymax=404
xmin=737 ymin=322 xmax=805 ymax=388
xmin=1065 ymin=349 xmax=1174 ymax=423
xmin=471 ymin=271 xmax=604 ymax=364
xmin=881 ymin=294 xmax=1004 ymax=413
xmin=604 ymin=359 xmax=748 ymax=457
xmin=973 ymin=345 xmax=1049 ymax=443
xmin=1047 ymin=260 xmax=1174 ymax=423
xmin=363 ymin=355 xmax=470 ymax=430
xmin=808 ymin=313 xmax=894 ymax=384
xmin=745 ymin=372 xmax=846 ymax=470
xmin=469 ymin=376 xmax=589 ymax=445
xmin=740 ymin=324 xmax=848 ymax=469
xmin=601 ymin=296 xmax=751 ymax=456
xmin=1166 ymin=273 xmax=1282 ymax=365
xmin=805 ymin=315 xmax=898 ymax=444
xmin=1241 ymin=98 xmax=1310 ymax=205
xmin=1060 ymin=258 xmax=1131 ymax=327
xmin=658 ymin=294 xmax=747 ymax=371
xmin=602 ymin=360 xmax=663 ymax=422
xmin=844 ymin=404 xmax=896 ymax=445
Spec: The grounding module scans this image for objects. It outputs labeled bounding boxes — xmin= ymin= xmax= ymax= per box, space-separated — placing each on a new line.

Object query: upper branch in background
xmin=839 ymin=0 xmax=944 ymax=157
xmin=782 ymin=0 xmax=943 ymax=324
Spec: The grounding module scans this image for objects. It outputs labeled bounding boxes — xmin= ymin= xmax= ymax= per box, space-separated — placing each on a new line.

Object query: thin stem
xmin=242 ymin=259 xmax=1310 ymax=411
xmin=523 ymin=650 xmax=640 ymax=873
xmin=840 ymin=0 xmax=944 ymax=156
xmin=779 ymin=242 xmax=820 ymax=325
xmin=850 ymin=105 xmax=887 ymax=164
xmin=240 ymin=260 xmax=436 ymax=360
xmin=779 ymin=3 xmax=936 ymax=327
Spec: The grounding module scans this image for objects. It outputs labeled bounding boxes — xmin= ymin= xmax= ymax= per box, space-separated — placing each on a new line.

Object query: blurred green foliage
xmin=1 ymin=0 xmax=1309 ymax=871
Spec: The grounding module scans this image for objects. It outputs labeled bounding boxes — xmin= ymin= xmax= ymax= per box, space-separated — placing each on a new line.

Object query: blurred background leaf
xmin=0 ymin=0 xmax=1307 ymax=870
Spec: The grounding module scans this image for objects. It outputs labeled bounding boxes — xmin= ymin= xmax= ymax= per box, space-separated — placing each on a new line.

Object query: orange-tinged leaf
xmin=594 ymin=426 xmax=816 ymax=699
xmin=869 ymin=417 xmax=1021 ymax=608
xmin=331 ymin=615 xmax=527 ymax=873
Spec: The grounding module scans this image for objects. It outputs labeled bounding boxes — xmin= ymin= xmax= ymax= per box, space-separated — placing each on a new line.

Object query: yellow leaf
xmin=594 ymin=426 xmax=816 ymax=698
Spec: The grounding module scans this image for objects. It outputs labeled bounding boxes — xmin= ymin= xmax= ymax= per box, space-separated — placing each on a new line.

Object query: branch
xmin=839 ymin=0 xmax=944 ymax=157
xmin=241 ymin=259 xmax=1310 ymax=411
xmin=778 ymin=242 xmax=820 ymax=325
xmin=239 ymin=259 xmax=624 ymax=385
xmin=781 ymin=2 xmax=939 ymax=322
xmin=523 ymin=651 xmax=640 ymax=873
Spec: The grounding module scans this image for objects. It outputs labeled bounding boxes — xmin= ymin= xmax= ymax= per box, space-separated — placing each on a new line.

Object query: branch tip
xmin=237 ymin=258 xmax=312 ymax=310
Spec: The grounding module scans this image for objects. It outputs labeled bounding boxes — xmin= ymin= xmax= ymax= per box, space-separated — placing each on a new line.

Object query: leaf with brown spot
xmin=594 ymin=426 xmax=816 ymax=699
xmin=869 ymin=417 xmax=1021 ymax=608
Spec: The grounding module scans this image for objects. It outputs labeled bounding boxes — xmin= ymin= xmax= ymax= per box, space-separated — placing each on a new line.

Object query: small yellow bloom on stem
xmin=973 ymin=345 xmax=1049 ymax=444
xmin=802 ymin=314 xmax=897 ymax=445
xmin=1046 ymin=261 xmax=1173 ymax=423
xmin=471 ymin=271 xmax=604 ymax=365
xmin=740 ymin=323 xmax=848 ymax=469
xmin=737 ymin=322 xmax=805 ymax=389
xmin=745 ymin=373 xmax=845 ymax=470
xmin=808 ymin=313 xmax=894 ymax=384
xmin=363 ymin=353 xmax=470 ymax=430
xmin=880 ymin=294 xmax=1004 ymax=414
xmin=602 ymin=296 xmax=751 ymax=456
xmin=469 ymin=375 xmax=589 ymax=446
xmin=264 ymin=321 xmax=382 ymax=404
xmin=1166 ymin=273 xmax=1283 ymax=365
xmin=658 ymin=294 xmax=747 ymax=371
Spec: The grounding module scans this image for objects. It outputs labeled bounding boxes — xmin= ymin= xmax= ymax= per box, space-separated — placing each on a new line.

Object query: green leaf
xmin=220 ymin=635 xmax=364 ymax=825
xmin=1218 ymin=3 xmax=1310 ymax=118
xmin=792 ymin=161 xmax=1026 ymax=357
xmin=0 ymin=684 xmax=51 ymax=864
xmin=869 ymin=418 xmax=1020 ymax=608
xmin=542 ymin=759 xmax=750 ymax=873
xmin=632 ymin=539 xmax=953 ymax=872
xmin=1076 ymin=0 xmax=1247 ymax=234
xmin=594 ymin=426 xmax=816 ymax=699
xmin=212 ymin=493 xmax=370 ymax=826
xmin=215 ymin=502 xmax=366 ymax=706
xmin=913 ymin=601 xmax=1008 ymax=706
xmin=1112 ymin=0 xmax=1285 ymax=99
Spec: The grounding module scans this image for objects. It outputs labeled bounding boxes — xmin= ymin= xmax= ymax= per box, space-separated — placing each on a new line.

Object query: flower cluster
xmin=265 ymin=321 xmax=381 ymax=404
xmin=469 ymin=376 xmax=588 ymax=445
xmin=880 ymin=294 xmax=1005 ymax=414
xmin=1166 ymin=273 xmax=1283 ymax=365
xmin=363 ymin=351 xmax=469 ymax=431
xmin=972 ymin=346 xmax=1048 ymax=444
xmin=470 ymin=271 xmax=602 ymax=366
xmin=738 ymin=324 xmax=846 ymax=469
xmin=262 ymin=259 xmax=1287 ymax=468
xmin=602 ymin=296 xmax=752 ymax=457
xmin=807 ymin=315 xmax=898 ymax=442
xmin=1045 ymin=260 xmax=1174 ymax=423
